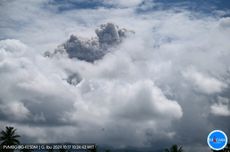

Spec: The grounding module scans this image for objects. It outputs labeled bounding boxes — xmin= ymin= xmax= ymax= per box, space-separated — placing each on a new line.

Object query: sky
xmin=0 ymin=0 xmax=230 ymax=152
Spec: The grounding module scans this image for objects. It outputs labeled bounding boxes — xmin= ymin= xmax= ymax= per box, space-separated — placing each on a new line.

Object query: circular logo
xmin=207 ymin=130 xmax=228 ymax=151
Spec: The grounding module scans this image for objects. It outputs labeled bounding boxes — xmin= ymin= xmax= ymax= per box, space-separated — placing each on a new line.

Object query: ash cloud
xmin=50 ymin=23 xmax=134 ymax=62
xmin=1 ymin=0 xmax=230 ymax=151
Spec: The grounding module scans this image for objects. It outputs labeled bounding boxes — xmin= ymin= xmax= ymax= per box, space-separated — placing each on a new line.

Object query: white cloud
xmin=182 ymin=67 xmax=227 ymax=94
xmin=219 ymin=17 xmax=230 ymax=29
xmin=103 ymin=0 xmax=144 ymax=7
xmin=1 ymin=0 xmax=230 ymax=151
xmin=111 ymin=80 xmax=183 ymax=121
xmin=0 ymin=37 xmax=182 ymax=147
xmin=210 ymin=97 xmax=230 ymax=116
xmin=0 ymin=39 xmax=77 ymax=124
xmin=0 ymin=39 xmax=27 ymax=56
xmin=59 ymin=80 xmax=182 ymax=147
xmin=0 ymin=102 xmax=30 ymax=121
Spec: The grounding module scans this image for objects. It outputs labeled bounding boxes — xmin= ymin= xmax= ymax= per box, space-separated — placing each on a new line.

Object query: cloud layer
xmin=0 ymin=0 xmax=230 ymax=152
xmin=0 ymin=38 xmax=183 ymax=147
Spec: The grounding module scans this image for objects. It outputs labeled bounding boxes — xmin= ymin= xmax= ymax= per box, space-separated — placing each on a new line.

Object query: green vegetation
xmin=0 ymin=126 xmax=20 ymax=145
xmin=164 ymin=144 xmax=183 ymax=152
xmin=0 ymin=126 xmax=21 ymax=152
xmin=2 ymin=126 xmax=230 ymax=152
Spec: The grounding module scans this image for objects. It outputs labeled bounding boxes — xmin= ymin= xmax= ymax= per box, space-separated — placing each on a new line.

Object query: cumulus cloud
xmin=59 ymin=80 xmax=182 ymax=147
xmin=111 ymin=80 xmax=182 ymax=121
xmin=219 ymin=17 xmax=230 ymax=28
xmin=210 ymin=96 xmax=230 ymax=116
xmin=1 ymin=0 xmax=230 ymax=152
xmin=182 ymin=67 xmax=227 ymax=94
xmin=0 ymin=39 xmax=77 ymax=125
xmin=0 ymin=101 xmax=30 ymax=121
xmin=0 ymin=39 xmax=28 ymax=59
xmin=0 ymin=37 xmax=182 ymax=147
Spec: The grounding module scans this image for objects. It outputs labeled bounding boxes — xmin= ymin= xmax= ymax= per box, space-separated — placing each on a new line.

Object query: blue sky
xmin=0 ymin=1 xmax=230 ymax=152
xmin=48 ymin=0 xmax=230 ymax=14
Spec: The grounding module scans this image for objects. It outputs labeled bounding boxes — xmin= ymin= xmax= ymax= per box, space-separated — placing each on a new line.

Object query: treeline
xmin=4 ymin=126 xmax=229 ymax=152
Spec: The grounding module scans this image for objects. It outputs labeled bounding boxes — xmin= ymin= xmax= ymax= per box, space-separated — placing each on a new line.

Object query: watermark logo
xmin=207 ymin=130 xmax=228 ymax=151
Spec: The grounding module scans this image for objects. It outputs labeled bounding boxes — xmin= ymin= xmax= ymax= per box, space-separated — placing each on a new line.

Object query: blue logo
xmin=207 ymin=130 xmax=228 ymax=151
